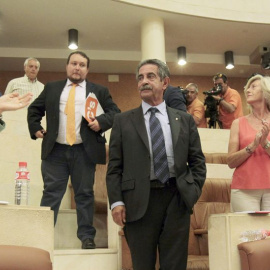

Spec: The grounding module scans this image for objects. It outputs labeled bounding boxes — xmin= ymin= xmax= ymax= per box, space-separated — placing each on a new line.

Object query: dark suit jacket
xmin=106 ymin=105 xmax=206 ymax=222
xmin=164 ymin=85 xmax=187 ymax=112
xmin=27 ymin=79 xmax=120 ymax=164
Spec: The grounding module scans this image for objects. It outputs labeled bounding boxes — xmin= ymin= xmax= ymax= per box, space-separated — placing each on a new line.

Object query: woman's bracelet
xmin=245 ymin=145 xmax=254 ymax=154
xmin=263 ymin=141 xmax=270 ymax=150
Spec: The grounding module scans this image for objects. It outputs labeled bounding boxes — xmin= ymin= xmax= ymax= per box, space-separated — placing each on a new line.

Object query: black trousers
xmin=41 ymin=143 xmax=96 ymax=241
xmin=124 ymin=185 xmax=190 ymax=270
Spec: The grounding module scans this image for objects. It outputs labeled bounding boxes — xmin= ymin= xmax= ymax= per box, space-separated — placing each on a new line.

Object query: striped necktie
xmin=149 ymin=107 xmax=170 ymax=183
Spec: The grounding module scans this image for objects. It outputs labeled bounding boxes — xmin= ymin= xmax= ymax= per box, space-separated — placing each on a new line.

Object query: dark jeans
xmin=41 ymin=143 xmax=96 ymax=241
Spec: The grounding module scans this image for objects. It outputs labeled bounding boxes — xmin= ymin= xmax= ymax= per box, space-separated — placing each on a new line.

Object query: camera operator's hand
xmin=213 ymin=95 xmax=236 ymax=113
xmin=211 ymin=95 xmax=222 ymax=101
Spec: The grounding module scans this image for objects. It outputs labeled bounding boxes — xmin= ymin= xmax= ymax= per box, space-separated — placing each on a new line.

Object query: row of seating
xmin=2 ymin=149 xmax=266 ymax=269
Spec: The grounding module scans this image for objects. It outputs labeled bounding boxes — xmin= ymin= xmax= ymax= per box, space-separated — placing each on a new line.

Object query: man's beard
xmin=68 ymin=76 xmax=83 ymax=84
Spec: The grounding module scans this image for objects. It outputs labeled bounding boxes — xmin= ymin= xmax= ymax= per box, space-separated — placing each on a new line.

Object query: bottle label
xmin=15 ymin=171 xmax=30 ymax=180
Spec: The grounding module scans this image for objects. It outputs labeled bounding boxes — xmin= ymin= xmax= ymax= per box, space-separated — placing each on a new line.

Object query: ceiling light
xmin=68 ymin=29 xmax=78 ymax=50
xmin=177 ymin=46 xmax=186 ymax=66
xmin=225 ymin=51 xmax=234 ymax=69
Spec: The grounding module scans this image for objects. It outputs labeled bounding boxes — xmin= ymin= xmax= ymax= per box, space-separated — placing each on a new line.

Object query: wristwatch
xmin=263 ymin=141 xmax=270 ymax=149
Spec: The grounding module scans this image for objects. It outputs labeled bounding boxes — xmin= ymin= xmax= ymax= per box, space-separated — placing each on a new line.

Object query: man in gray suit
xmin=28 ymin=51 xmax=120 ymax=249
xmin=106 ymin=59 xmax=206 ymax=269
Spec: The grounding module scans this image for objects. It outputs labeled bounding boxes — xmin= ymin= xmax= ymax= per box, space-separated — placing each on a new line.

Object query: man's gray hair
xmin=24 ymin=57 xmax=40 ymax=69
xmin=136 ymin=59 xmax=170 ymax=81
xmin=186 ymin=83 xmax=199 ymax=93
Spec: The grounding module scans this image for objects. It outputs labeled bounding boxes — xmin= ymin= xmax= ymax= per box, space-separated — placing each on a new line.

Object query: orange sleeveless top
xmin=231 ymin=116 xmax=270 ymax=189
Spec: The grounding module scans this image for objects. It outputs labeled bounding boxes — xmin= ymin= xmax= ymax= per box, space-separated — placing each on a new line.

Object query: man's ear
xmin=163 ymin=77 xmax=170 ymax=90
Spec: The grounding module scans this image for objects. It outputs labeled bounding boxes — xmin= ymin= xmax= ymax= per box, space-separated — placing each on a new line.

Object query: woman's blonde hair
xmin=244 ymin=74 xmax=270 ymax=111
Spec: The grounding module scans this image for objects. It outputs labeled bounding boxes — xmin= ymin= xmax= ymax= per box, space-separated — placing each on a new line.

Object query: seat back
xmin=188 ymin=178 xmax=231 ymax=256
xmin=238 ymin=238 xmax=270 ymax=270
xmin=0 ymin=245 xmax=52 ymax=270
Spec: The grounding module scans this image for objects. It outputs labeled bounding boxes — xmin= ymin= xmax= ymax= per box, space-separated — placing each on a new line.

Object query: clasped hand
xmin=253 ymin=120 xmax=270 ymax=148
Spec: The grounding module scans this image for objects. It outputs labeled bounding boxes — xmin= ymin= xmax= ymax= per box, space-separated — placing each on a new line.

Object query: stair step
xmin=54 ymin=248 xmax=118 ymax=255
xmin=55 ymin=209 xmax=107 ymax=249
xmin=54 ymin=248 xmax=119 ymax=270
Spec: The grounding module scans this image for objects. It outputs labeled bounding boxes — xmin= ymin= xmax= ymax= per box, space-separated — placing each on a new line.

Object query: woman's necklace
xmin=252 ymin=112 xmax=270 ymax=123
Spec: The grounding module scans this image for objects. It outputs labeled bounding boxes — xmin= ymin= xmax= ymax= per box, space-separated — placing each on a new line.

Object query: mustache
xmin=140 ymin=85 xmax=152 ymax=91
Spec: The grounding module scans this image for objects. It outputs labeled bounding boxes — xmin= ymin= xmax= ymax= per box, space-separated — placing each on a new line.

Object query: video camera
xmin=203 ymin=84 xmax=223 ymax=129
xmin=203 ymin=84 xmax=222 ymax=96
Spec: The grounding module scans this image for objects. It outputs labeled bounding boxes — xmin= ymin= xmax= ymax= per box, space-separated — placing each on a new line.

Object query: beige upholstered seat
xmin=238 ymin=238 xmax=270 ymax=270
xmin=187 ymin=177 xmax=231 ymax=270
xmin=0 ymin=245 xmax=52 ymax=270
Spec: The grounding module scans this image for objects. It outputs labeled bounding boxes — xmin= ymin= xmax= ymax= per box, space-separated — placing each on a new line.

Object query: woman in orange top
xmin=228 ymin=74 xmax=270 ymax=212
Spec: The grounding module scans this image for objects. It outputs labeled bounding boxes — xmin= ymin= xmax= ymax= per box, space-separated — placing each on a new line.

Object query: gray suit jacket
xmin=28 ymin=79 xmax=120 ymax=164
xmin=106 ymin=105 xmax=206 ymax=222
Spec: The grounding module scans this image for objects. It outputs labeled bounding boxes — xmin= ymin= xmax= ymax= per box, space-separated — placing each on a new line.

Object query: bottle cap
xmin=19 ymin=162 xmax=27 ymax=167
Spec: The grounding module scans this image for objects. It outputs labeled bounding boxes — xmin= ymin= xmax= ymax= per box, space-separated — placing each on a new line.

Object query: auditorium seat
xmin=238 ymin=238 xmax=270 ymax=270
xmin=187 ymin=177 xmax=231 ymax=270
xmin=0 ymin=245 xmax=52 ymax=270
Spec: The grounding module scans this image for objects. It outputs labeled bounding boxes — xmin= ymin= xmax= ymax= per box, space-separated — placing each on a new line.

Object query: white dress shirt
xmin=56 ymin=79 xmax=86 ymax=145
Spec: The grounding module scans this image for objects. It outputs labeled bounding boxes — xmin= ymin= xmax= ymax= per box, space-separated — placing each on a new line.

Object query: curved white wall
xmin=116 ymin=0 xmax=270 ymax=24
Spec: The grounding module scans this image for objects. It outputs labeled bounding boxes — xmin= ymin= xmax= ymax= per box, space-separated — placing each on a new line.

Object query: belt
xmin=55 ymin=142 xmax=83 ymax=148
xmin=150 ymin=177 xmax=176 ymax=189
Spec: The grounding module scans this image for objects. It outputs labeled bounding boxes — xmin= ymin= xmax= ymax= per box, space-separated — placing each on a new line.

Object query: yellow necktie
xmin=65 ymin=83 xmax=77 ymax=145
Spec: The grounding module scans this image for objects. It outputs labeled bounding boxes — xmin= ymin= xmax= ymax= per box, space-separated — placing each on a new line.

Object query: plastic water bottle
xmin=239 ymin=229 xmax=270 ymax=243
xmin=15 ymin=162 xmax=30 ymax=205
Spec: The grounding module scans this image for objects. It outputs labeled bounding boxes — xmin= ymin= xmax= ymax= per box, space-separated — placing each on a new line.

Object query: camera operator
xmin=186 ymin=83 xmax=207 ymax=128
xmin=211 ymin=73 xmax=243 ymax=129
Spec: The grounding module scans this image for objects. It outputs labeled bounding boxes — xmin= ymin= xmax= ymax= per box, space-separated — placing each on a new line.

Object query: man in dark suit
xmin=163 ymin=84 xmax=187 ymax=112
xmin=28 ymin=51 xmax=120 ymax=249
xmin=106 ymin=59 xmax=206 ymax=270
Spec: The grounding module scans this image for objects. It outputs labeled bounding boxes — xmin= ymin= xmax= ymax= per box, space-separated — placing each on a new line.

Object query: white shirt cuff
xmin=111 ymin=201 xmax=125 ymax=210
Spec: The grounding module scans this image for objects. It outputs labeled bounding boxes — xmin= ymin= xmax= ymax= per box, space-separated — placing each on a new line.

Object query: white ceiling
xmin=0 ymin=0 xmax=270 ymax=77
